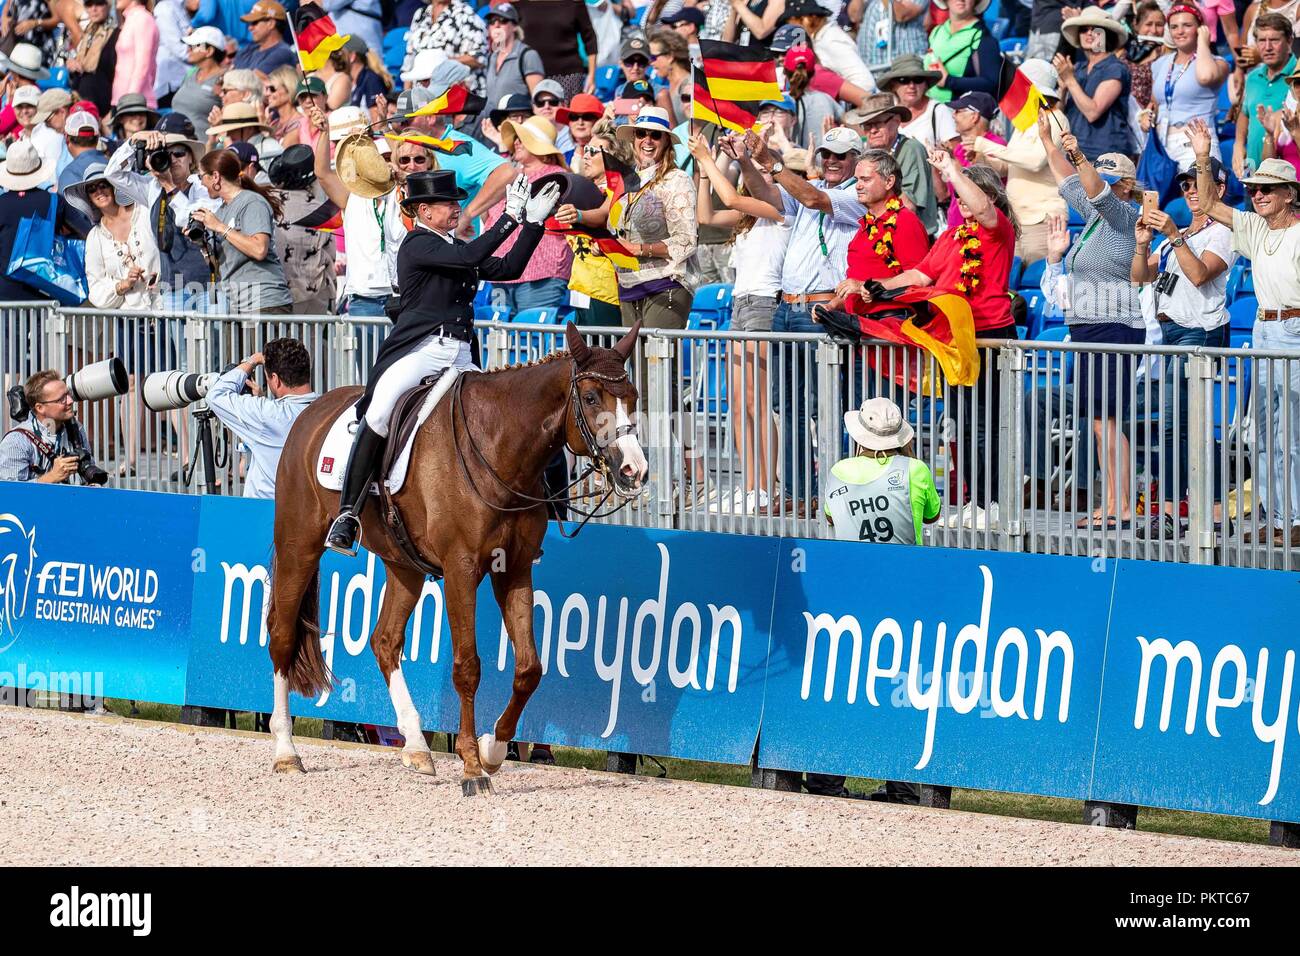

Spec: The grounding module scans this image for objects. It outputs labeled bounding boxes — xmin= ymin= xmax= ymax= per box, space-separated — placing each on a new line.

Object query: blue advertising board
xmin=4 ymin=485 xmax=1300 ymax=823
xmin=1091 ymin=560 xmax=1300 ymax=822
xmin=757 ymin=539 xmax=1112 ymax=800
xmin=185 ymin=499 xmax=776 ymax=766
xmin=0 ymin=483 xmax=196 ymax=704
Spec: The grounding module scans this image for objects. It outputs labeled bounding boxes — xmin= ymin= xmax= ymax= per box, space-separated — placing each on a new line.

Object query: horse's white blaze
xmin=270 ymin=671 xmax=297 ymax=760
xmin=387 ymin=668 xmax=430 ymax=752
xmin=614 ymin=400 xmax=648 ymax=481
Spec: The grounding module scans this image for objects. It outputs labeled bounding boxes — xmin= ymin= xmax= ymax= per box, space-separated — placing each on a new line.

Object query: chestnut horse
xmin=265 ymin=322 xmax=647 ymax=794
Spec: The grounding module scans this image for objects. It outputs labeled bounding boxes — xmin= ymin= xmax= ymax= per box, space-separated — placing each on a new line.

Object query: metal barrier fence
xmin=4 ymin=301 xmax=1299 ymax=570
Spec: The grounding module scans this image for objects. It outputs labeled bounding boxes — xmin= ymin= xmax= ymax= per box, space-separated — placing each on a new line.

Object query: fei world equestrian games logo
xmin=0 ymin=513 xmax=36 ymax=652
xmin=0 ymin=511 xmax=165 ymax=646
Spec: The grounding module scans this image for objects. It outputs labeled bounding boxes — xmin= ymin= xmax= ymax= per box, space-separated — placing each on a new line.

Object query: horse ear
xmin=613 ymin=320 xmax=642 ymax=360
xmin=565 ymin=321 xmax=592 ymax=366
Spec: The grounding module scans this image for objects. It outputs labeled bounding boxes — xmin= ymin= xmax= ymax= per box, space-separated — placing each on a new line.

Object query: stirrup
xmin=324 ymin=512 xmax=362 ymax=557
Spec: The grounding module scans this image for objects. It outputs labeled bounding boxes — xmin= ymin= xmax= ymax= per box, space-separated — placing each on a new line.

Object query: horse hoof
xmin=461 ymin=775 xmax=493 ymax=798
xmin=478 ymin=733 xmax=508 ymax=775
xmin=401 ymin=750 xmax=437 ymax=776
xmin=272 ymin=755 xmax=305 ymax=774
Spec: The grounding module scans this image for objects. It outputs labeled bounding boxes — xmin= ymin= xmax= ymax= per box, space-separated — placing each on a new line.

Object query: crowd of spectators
xmin=0 ymin=0 xmax=1298 ymax=546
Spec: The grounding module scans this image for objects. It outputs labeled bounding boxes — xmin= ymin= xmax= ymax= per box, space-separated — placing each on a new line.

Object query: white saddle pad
xmin=315 ymin=368 xmax=462 ymax=495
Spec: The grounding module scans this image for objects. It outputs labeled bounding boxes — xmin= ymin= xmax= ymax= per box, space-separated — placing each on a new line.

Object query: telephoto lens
xmin=66 ymin=357 xmax=128 ymax=403
xmin=142 ymin=370 xmax=218 ymax=413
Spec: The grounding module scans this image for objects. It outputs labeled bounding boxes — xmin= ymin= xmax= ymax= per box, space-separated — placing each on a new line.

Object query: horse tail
xmin=269 ymin=546 xmax=335 ymax=698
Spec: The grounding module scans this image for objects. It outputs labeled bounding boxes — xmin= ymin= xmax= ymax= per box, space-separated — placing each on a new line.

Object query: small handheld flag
xmin=384 ymin=132 xmax=471 ymax=156
xmin=699 ymin=39 xmax=783 ymax=103
xmin=691 ymin=67 xmax=760 ymax=133
xmin=294 ymin=6 xmax=349 ymax=72
xmin=408 ymin=85 xmax=487 ymax=119
xmin=997 ymin=60 xmax=1045 ymax=132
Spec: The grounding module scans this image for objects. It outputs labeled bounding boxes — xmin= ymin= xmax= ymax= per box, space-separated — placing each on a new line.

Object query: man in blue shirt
xmin=232 ymin=0 xmax=299 ymax=76
xmin=206 ymin=338 xmax=318 ymax=499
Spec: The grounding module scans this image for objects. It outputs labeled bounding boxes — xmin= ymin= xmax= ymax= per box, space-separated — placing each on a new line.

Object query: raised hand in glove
xmin=503 ymin=173 xmax=530 ymax=222
xmin=525 ymin=181 xmax=563 ymax=224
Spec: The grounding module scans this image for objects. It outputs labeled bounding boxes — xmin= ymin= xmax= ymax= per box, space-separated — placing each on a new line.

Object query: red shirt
xmin=846 ymin=202 xmax=930 ymax=316
xmin=914 ymin=207 xmax=1016 ymax=331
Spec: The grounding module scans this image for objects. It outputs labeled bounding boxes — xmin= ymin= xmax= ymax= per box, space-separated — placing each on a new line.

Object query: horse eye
xmin=584 ymin=392 xmax=599 ymax=405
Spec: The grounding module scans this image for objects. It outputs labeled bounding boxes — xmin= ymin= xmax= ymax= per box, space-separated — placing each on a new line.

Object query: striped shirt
xmin=1059 ymin=175 xmax=1143 ymax=329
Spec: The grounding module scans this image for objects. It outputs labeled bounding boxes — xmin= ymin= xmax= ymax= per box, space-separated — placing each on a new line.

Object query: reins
xmin=449 ymin=361 xmax=640 ymax=538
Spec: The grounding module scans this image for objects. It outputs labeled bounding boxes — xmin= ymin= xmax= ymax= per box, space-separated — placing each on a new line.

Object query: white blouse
xmin=86 ymin=203 xmax=164 ymax=310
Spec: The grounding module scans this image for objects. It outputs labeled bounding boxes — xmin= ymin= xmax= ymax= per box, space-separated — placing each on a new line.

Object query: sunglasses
xmin=635 ymin=128 xmax=665 ymax=141
xmin=1178 ymin=179 xmax=1200 ymax=192
xmin=582 ymin=144 xmax=603 ymax=157
xmin=534 ymin=97 xmax=561 ymax=107
xmin=169 ymin=147 xmax=191 ymax=159
xmin=397 ymin=154 xmax=429 ymax=166
xmin=651 ymin=51 xmax=669 ymax=59
xmin=1249 ymin=183 xmax=1282 ymax=195
xmin=568 ymin=112 xmax=601 ymax=122
xmin=623 ymin=57 xmax=649 ymax=67
xmin=86 ymin=181 xmax=113 ymax=193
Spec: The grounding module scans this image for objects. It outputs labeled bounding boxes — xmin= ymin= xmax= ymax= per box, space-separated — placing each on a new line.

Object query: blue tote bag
xmin=6 ymin=195 xmax=88 ymax=306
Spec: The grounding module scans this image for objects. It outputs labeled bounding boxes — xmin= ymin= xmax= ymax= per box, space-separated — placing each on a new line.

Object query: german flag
xmin=294 ymin=6 xmax=349 ymax=72
xmin=893 ymin=288 xmax=980 ymax=386
xmin=691 ymin=68 xmax=760 ymax=133
xmin=601 ymin=151 xmax=640 ymax=206
xmin=595 ymin=236 xmax=638 ymax=270
xmin=997 ymin=60 xmax=1044 ymax=132
xmin=293 ymin=199 xmax=343 ymax=232
xmin=408 ymin=84 xmax=487 ymax=119
xmin=699 ymin=39 xmax=782 ymax=103
xmin=541 ymin=218 xmax=638 ymax=269
xmin=383 ymin=132 xmax=470 ymax=156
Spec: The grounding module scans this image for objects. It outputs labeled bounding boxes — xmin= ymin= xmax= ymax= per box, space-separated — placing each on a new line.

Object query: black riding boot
xmin=325 ymin=421 xmax=386 ymax=556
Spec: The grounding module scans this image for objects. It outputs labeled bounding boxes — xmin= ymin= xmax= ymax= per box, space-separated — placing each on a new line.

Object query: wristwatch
xmin=770 ymin=161 xmax=784 ymax=175
xmin=1171 ymin=236 xmax=1186 ymax=248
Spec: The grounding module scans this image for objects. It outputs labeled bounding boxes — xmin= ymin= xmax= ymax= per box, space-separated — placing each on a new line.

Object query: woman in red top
xmin=861 ymin=147 xmax=1019 ymax=530
xmin=834 ymin=148 xmax=930 ymax=318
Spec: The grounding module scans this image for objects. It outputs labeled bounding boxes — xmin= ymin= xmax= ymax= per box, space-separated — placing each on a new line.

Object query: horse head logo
xmin=0 ymin=513 xmax=37 ymax=652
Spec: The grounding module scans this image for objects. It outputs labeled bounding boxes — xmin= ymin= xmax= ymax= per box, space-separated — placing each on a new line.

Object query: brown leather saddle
xmin=376 ymin=371 xmax=447 ymax=580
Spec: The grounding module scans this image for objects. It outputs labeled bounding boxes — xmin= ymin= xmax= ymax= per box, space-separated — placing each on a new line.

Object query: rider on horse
xmin=325 ymin=169 xmax=563 ymax=555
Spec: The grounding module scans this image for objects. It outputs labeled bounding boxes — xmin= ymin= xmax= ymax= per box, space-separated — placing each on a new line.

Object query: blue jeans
xmin=490 ymin=277 xmax=570 ymax=316
xmin=1159 ymin=322 xmax=1228 ymax=500
xmin=771 ymin=301 xmax=822 ymax=502
xmin=1252 ymin=318 xmax=1300 ymax=528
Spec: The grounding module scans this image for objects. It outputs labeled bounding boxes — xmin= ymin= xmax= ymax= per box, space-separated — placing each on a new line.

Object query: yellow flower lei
xmin=954 ymin=219 xmax=983 ymax=294
xmin=864 ymin=197 xmax=903 ymax=272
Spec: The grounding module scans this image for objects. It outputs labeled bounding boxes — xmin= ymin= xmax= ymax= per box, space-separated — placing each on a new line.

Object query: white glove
xmin=525 ymin=181 xmax=562 ymax=224
xmin=503 ymin=173 xmax=529 ymax=222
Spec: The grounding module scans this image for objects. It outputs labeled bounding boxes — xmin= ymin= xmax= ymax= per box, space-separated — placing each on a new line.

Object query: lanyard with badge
xmin=817 ymin=177 xmax=858 ymax=257
xmin=373 ymin=196 xmax=387 ymax=254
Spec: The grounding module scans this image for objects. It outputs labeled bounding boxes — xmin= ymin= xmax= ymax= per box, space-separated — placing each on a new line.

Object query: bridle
xmin=450 ymin=359 xmax=641 ymax=538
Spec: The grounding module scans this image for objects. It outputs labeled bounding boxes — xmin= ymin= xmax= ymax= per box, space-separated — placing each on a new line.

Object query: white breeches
xmin=364 ymin=334 xmax=477 ymax=437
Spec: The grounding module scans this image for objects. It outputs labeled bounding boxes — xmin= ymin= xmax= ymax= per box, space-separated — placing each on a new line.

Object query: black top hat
xmin=530 ymin=171 xmax=605 ymax=210
xmin=268 ymin=144 xmax=316 ymax=190
xmin=402 ymin=170 xmax=468 ymax=209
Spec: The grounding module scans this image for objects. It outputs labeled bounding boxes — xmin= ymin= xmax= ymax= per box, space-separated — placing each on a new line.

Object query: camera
xmin=66 ymin=432 xmax=108 ymax=486
xmin=142 ymin=369 xmax=220 ymax=412
xmin=134 ymin=141 xmax=173 ymax=175
xmin=5 ymin=357 xmax=128 ymax=421
xmin=182 ymin=217 xmax=210 ymax=243
xmin=1154 ymin=271 xmax=1180 ymax=297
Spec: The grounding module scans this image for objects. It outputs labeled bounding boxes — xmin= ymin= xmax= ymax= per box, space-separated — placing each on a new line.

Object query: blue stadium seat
xmin=1241 ymin=263 xmax=1254 ymax=295
xmin=989 ymin=17 xmax=1010 ymax=39
xmin=1229 ymin=296 xmax=1257 ymax=331
xmin=474 ymin=305 xmax=509 ymax=324
xmin=999 ymin=37 xmax=1027 ymax=59
xmin=512 ymin=308 xmax=564 ymax=324
xmin=1165 ymin=196 xmax=1191 ymax=228
xmin=1067 ymin=205 xmax=1085 ymax=228
xmin=596 ymin=64 xmax=622 ymax=100
xmin=1008 ymin=255 xmax=1023 ymax=288
xmin=1225 ymin=259 xmax=1247 ymax=303
xmin=1229 ymin=331 xmax=1252 ymax=350
xmin=37 ymin=66 xmax=68 ymax=92
xmin=383 ymin=28 xmax=409 ymax=77
xmin=690 ymin=283 xmax=733 ymax=328
xmin=1018 ymin=257 xmax=1045 ymax=291
xmin=474 ymin=282 xmax=493 ymax=307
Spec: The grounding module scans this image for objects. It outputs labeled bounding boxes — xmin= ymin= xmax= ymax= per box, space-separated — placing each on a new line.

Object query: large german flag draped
xmin=691 ymin=68 xmax=760 ymax=133
xmin=855 ymin=289 xmax=980 ymax=391
xmin=408 ymin=84 xmax=487 ymax=118
xmin=543 ymin=217 xmax=640 ymax=270
xmin=699 ymin=39 xmax=782 ymax=103
xmin=294 ymin=6 xmax=349 ymax=72
xmin=997 ymin=58 xmax=1044 ymax=132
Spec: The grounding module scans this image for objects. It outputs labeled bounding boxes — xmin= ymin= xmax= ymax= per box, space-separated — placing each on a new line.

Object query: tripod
xmin=182 ymin=401 xmax=223 ymax=495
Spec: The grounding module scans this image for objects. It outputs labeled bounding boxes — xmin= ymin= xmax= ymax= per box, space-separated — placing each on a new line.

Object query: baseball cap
xmin=240 ymin=0 xmax=286 ymax=21
xmin=485 ymin=1 xmax=520 ymax=22
xmin=11 ymin=85 xmax=39 ymax=108
xmin=817 ymin=126 xmax=863 ymax=155
xmin=770 ymin=24 xmax=810 ymax=54
xmin=784 ymin=47 xmax=815 ymax=73
xmin=620 ymin=36 xmax=650 ymax=62
xmin=760 ymin=95 xmax=797 ymax=114
xmin=395 ymin=86 xmax=434 ymax=116
xmin=784 ymin=0 xmax=832 ymax=17
xmin=228 ymin=140 xmax=259 ymax=168
xmin=1094 ymin=152 xmax=1137 ymax=185
xmin=1177 ymin=156 xmax=1227 ymax=185
xmin=343 ymin=35 xmax=368 ymax=55
xmin=65 ymin=109 xmax=99 ymax=137
xmin=951 ymin=91 xmax=997 ymax=121
xmin=402 ymin=48 xmax=446 ymax=82
xmin=661 ymin=7 xmax=704 ymax=26
xmin=294 ymin=76 xmax=326 ymax=100
xmin=184 ymin=25 xmax=226 ymax=49
xmin=619 ymin=79 xmax=655 ymax=101
xmin=33 ymin=87 xmax=73 ymax=124
xmin=532 ymin=79 xmax=566 ymax=103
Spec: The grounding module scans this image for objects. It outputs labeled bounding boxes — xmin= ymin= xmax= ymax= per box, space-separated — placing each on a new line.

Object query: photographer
xmin=206 ymin=338 xmax=317 ymax=499
xmin=0 ymin=371 xmax=104 ymax=485
xmin=105 ymin=113 xmax=214 ymax=309
xmin=189 ymin=148 xmax=294 ymax=315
